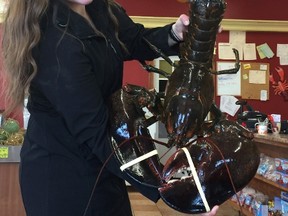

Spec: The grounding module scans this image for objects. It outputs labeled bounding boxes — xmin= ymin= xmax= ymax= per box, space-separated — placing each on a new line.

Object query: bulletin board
xmin=241 ymin=62 xmax=270 ymax=100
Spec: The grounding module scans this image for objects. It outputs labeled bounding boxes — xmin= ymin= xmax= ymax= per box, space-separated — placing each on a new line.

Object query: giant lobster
xmin=108 ymin=0 xmax=260 ymax=214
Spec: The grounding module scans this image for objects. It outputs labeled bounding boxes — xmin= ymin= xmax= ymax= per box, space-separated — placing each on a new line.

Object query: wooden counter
xmin=0 ymin=145 xmax=25 ymax=216
xmin=0 ymin=162 xmax=25 ymax=216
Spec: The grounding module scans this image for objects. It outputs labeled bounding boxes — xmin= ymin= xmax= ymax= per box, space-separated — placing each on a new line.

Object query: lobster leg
xmin=211 ymin=48 xmax=240 ymax=75
xmin=137 ymin=38 xmax=181 ymax=79
xmin=139 ymin=59 xmax=171 ymax=79
xmin=202 ymin=103 xmax=254 ymax=140
xmin=143 ymin=38 xmax=178 ymax=68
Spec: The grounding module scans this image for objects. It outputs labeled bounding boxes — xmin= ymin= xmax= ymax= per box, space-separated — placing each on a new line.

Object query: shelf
xmin=254 ymin=174 xmax=288 ymax=193
xmin=252 ymin=134 xmax=288 ymax=196
xmin=229 ymin=174 xmax=288 ymax=215
xmin=253 ymin=134 xmax=288 ymax=149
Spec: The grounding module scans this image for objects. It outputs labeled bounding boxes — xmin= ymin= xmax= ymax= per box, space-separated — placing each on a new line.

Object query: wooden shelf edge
xmin=253 ymin=135 xmax=288 ymax=149
xmin=254 ymin=174 xmax=288 ymax=192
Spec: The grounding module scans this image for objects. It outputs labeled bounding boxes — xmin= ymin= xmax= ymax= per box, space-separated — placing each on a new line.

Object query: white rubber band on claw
xmin=182 ymin=147 xmax=210 ymax=212
xmin=120 ymin=150 xmax=158 ymax=171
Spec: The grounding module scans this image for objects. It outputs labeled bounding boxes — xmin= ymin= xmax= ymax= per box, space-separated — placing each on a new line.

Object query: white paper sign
xmin=217 ymin=62 xmax=241 ymax=96
xmin=220 ymin=95 xmax=240 ymax=116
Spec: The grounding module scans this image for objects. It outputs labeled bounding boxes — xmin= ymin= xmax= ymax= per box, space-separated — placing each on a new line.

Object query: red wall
xmin=117 ymin=0 xmax=288 ymax=20
xmin=118 ymin=0 xmax=288 ymax=120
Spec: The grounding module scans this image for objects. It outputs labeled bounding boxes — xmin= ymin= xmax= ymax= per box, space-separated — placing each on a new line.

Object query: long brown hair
xmin=2 ymin=0 xmax=49 ymax=116
xmin=2 ymin=0 xmax=124 ymax=116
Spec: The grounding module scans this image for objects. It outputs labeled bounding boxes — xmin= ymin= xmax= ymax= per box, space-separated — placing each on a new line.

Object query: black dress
xmin=20 ymin=1 xmax=178 ymax=216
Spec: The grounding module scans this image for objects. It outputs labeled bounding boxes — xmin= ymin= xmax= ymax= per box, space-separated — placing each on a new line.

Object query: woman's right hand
xmin=199 ymin=206 xmax=219 ymax=216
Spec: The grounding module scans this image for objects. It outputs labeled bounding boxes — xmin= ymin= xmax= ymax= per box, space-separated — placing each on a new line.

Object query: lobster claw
xmin=158 ymin=131 xmax=259 ymax=214
xmin=275 ymin=66 xmax=285 ymax=82
xmin=109 ymin=84 xmax=164 ymax=188
xmin=269 ymin=73 xmax=276 ymax=84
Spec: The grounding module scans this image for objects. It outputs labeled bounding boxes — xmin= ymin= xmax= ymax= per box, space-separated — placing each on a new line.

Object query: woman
xmin=2 ymin=0 xmax=219 ymax=215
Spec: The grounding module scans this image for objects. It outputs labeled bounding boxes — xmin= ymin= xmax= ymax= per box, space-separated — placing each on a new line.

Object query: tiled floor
xmin=128 ymin=189 xmax=240 ymax=216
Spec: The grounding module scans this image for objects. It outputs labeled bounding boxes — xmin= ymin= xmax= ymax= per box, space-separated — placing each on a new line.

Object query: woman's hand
xmin=199 ymin=206 xmax=219 ymax=216
xmin=170 ymin=14 xmax=223 ymax=44
xmin=172 ymin=14 xmax=190 ymax=42
xmin=168 ymin=14 xmax=189 ymax=46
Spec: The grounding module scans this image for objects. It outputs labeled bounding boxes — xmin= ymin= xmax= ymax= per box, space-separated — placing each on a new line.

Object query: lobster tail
xmin=181 ymin=0 xmax=226 ymax=65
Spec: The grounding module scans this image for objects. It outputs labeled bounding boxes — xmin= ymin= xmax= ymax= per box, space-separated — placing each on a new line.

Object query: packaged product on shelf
xmin=275 ymin=171 xmax=288 ymax=188
xmin=258 ymin=154 xmax=276 ymax=178
xmin=282 ymin=192 xmax=288 ymax=202
xmin=251 ymin=193 xmax=269 ymax=215
xmin=256 ymin=204 xmax=268 ymax=216
xmin=275 ymin=158 xmax=288 ymax=174
xmin=282 ymin=199 xmax=288 ymax=215
xmin=231 ymin=186 xmax=257 ymax=211
xmin=274 ymin=196 xmax=288 ymax=215
xmin=244 ymin=187 xmax=256 ymax=209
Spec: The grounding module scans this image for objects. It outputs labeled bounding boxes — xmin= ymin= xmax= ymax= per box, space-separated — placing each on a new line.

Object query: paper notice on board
xmin=277 ymin=44 xmax=288 ymax=65
xmin=256 ymin=43 xmax=274 ymax=59
xmin=277 ymin=44 xmax=288 ymax=57
xmin=280 ymin=56 xmax=288 ymax=65
xmin=218 ymin=43 xmax=235 ymax=59
xmin=218 ymin=43 xmax=243 ymax=60
xmin=249 ymin=70 xmax=266 ymax=84
xmin=229 ymin=31 xmax=246 ymax=44
xmin=244 ymin=43 xmax=257 ymax=60
xmin=220 ymin=95 xmax=240 ymax=117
